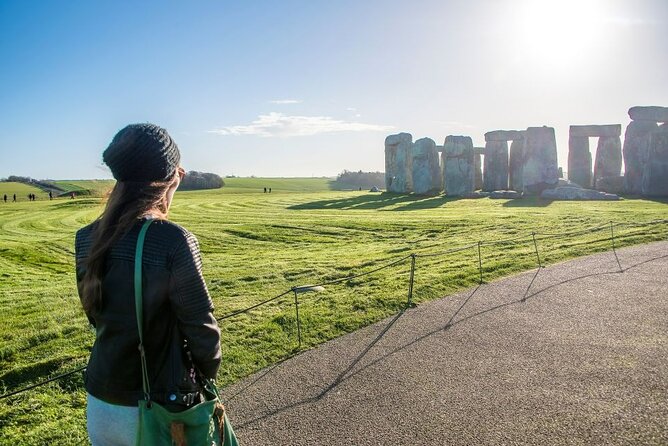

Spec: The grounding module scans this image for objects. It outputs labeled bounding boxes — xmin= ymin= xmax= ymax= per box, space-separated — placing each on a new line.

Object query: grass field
xmin=0 ymin=178 xmax=667 ymax=444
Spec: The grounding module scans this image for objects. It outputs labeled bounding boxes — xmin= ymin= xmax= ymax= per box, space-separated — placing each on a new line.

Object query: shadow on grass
xmin=288 ymin=192 xmax=461 ymax=211
xmin=501 ymin=196 xmax=554 ymax=207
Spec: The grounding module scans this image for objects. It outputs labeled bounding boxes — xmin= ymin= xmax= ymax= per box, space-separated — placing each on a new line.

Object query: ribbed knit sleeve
xmin=169 ymin=231 xmax=221 ymax=379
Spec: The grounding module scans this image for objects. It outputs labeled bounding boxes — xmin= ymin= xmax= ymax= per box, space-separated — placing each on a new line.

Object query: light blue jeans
xmin=86 ymin=393 xmax=138 ymax=446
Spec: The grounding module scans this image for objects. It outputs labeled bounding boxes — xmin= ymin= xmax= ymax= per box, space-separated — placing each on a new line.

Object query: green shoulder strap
xmin=134 ymin=218 xmax=154 ymax=403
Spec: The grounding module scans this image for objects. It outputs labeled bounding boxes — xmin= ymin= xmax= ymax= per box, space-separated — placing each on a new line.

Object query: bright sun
xmin=516 ymin=0 xmax=604 ymax=66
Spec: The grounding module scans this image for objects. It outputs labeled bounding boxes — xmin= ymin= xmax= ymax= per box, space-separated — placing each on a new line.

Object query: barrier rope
xmin=0 ymin=365 xmax=86 ymax=400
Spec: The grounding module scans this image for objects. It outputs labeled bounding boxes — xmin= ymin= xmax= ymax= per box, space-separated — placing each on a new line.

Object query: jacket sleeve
xmin=169 ymin=232 xmax=222 ymax=380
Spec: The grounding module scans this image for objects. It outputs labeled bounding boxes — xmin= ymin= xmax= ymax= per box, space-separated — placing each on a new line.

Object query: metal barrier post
xmin=477 ymin=241 xmax=483 ymax=284
xmin=610 ymin=221 xmax=623 ymax=272
xmin=407 ymin=254 xmax=416 ymax=307
xmin=293 ymin=288 xmax=302 ymax=348
xmin=531 ymin=232 xmax=542 ymax=268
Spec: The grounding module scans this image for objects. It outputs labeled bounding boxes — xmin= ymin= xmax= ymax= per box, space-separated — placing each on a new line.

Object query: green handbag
xmin=134 ymin=219 xmax=239 ymax=446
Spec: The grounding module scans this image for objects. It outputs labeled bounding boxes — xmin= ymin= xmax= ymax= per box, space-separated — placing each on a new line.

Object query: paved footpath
xmin=222 ymin=242 xmax=668 ymax=445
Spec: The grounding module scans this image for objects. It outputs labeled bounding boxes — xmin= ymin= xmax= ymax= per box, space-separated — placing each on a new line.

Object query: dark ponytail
xmin=80 ymin=179 xmax=173 ymax=317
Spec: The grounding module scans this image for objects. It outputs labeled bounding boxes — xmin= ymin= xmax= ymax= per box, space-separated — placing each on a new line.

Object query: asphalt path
xmin=222 ymin=241 xmax=668 ymax=445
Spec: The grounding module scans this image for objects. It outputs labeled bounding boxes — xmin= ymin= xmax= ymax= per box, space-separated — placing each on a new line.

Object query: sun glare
xmin=516 ymin=0 xmax=604 ymax=67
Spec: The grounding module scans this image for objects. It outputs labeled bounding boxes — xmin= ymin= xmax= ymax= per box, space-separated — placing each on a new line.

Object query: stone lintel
xmin=474 ymin=147 xmax=484 ymax=155
xmin=484 ymin=130 xmax=525 ymax=142
xmin=628 ymin=106 xmax=668 ymax=122
xmin=569 ymin=125 xmax=621 ymax=137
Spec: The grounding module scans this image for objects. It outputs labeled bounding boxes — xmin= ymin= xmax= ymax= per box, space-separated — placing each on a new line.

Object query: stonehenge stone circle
xmin=385 ymin=132 xmax=413 ymax=193
xmin=411 ymin=137 xmax=442 ymax=195
xmin=443 ymin=135 xmax=475 ymax=196
xmin=522 ymin=126 xmax=559 ymax=194
xmin=382 ymin=105 xmax=668 ymax=198
xmin=628 ymin=106 xmax=668 ymax=122
xmin=483 ymin=140 xmax=509 ymax=191
xmin=593 ymin=136 xmax=623 ymax=188
xmin=567 ymin=135 xmax=591 ymax=187
xmin=509 ymin=138 xmax=525 ymax=192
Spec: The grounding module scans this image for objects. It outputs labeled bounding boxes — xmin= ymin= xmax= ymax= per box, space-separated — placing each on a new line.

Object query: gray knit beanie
xmin=103 ymin=123 xmax=181 ymax=182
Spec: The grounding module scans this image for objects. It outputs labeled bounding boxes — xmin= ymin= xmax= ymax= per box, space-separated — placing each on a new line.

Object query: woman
xmin=75 ymin=123 xmax=221 ymax=445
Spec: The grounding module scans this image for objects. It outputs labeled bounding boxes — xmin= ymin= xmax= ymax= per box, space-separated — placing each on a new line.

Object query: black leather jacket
xmin=75 ymin=218 xmax=221 ymax=407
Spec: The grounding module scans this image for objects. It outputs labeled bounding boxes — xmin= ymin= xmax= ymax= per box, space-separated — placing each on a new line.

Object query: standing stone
xmin=509 ymin=138 xmax=525 ymax=192
xmin=411 ymin=137 xmax=442 ymax=195
xmin=522 ymin=126 xmax=559 ymax=194
xmin=593 ymin=136 xmax=622 ymax=188
xmin=623 ymin=120 xmax=658 ymax=194
xmin=443 ymin=135 xmax=475 ymax=196
xmin=567 ymin=135 xmax=592 ymax=188
xmin=474 ymin=153 xmax=483 ymax=190
xmin=483 ymin=141 xmax=509 ymax=191
xmin=385 ymin=133 xmax=413 ymax=193
xmin=642 ymin=124 xmax=668 ymax=196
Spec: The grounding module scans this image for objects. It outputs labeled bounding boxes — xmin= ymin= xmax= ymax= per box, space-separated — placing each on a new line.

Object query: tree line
xmin=332 ymin=170 xmax=384 ymax=190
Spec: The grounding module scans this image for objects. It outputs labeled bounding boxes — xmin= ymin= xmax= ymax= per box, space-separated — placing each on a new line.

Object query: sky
xmin=0 ymin=0 xmax=666 ymax=179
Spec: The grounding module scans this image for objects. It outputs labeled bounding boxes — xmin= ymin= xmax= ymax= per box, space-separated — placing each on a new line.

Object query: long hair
xmin=80 ymin=178 xmax=175 ymax=317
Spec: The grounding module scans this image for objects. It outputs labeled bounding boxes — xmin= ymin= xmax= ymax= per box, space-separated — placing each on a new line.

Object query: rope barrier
xmin=415 ymin=243 xmax=478 ymax=259
xmin=310 ymin=254 xmax=413 ymax=288
xmin=216 ymin=289 xmax=293 ymax=321
xmin=1 ymin=218 xmax=666 ymax=400
xmin=0 ymin=365 xmax=86 ymax=400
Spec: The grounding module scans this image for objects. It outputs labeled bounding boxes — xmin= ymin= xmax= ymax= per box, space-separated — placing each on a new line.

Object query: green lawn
xmin=0 ymin=182 xmax=667 ymax=444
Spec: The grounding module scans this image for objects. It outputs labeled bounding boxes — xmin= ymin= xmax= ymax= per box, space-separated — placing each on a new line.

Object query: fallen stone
xmin=385 ymin=133 xmax=413 ymax=193
xmin=593 ymin=136 xmax=622 ymax=188
xmin=541 ymin=186 xmax=620 ymax=201
xmin=369 ymin=186 xmax=380 ymax=192
xmin=628 ymin=106 xmax=668 ymax=122
xmin=484 ymin=130 xmax=525 ymax=142
xmin=623 ymin=120 xmax=657 ymax=194
xmin=641 ymin=124 xmax=668 ymax=197
xmin=489 ymin=190 xmax=522 ymax=199
xmin=443 ymin=135 xmax=475 ymax=196
xmin=595 ymin=176 xmax=625 ymax=195
xmin=569 ymin=124 xmax=621 ymax=137
xmin=411 ymin=137 xmax=442 ymax=195
xmin=509 ymin=138 xmax=525 ymax=192
xmin=462 ymin=191 xmax=489 ymax=199
xmin=567 ymin=135 xmax=592 ymax=188
xmin=522 ymin=126 xmax=559 ymax=194
xmin=483 ymin=140 xmax=509 ymax=191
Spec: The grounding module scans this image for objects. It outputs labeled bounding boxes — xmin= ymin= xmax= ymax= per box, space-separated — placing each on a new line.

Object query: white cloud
xmin=269 ymin=99 xmax=302 ymax=104
xmin=209 ymin=112 xmax=393 ymax=137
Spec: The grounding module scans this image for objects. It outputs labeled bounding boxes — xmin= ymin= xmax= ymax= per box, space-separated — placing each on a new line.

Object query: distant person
xmin=269 ymin=187 xmax=272 ymax=193
xmin=3 ymin=194 xmax=6 ymax=203
xmin=264 ymin=187 xmax=267 ymax=193
xmin=49 ymin=191 xmax=53 ymax=200
xmin=13 ymin=194 xmax=16 ymax=202
xmin=71 ymin=192 xmax=75 ymax=199
xmin=75 ymin=123 xmax=221 ymax=445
